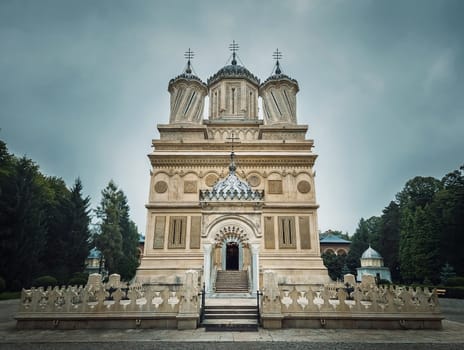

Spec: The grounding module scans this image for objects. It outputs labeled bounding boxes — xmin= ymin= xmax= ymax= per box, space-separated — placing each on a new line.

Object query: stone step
xmin=204 ymin=313 xmax=257 ymax=320
xmin=215 ymin=271 xmax=249 ymax=295
xmin=215 ymin=284 xmax=248 ymax=287
xmin=202 ymin=319 xmax=259 ymax=332
xmin=205 ymin=305 xmax=257 ymax=309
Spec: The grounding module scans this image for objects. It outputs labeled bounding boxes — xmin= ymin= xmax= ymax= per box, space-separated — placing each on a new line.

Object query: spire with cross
xmin=229 ymin=40 xmax=239 ymax=65
xmin=273 ymin=48 xmax=283 ymax=75
xmin=184 ymin=48 xmax=194 ymax=74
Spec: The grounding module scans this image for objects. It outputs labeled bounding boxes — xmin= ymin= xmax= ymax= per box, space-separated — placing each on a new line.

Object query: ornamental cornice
xmin=149 ymin=157 xmax=316 ymax=168
xmin=152 ymin=168 xmax=314 ymax=178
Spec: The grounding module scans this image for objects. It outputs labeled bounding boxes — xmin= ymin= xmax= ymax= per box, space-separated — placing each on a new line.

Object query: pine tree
xmin=95 ymin=181 xmax=123 ymax=274
xmin=94 ymin=180 xmax=139 ymax=280
xmin=65 ymin=178 xmax=91 ymax=277
xmin=0 ymin=154 xmax=48 ymax=288
xmin=377 ymin=201 xmax=401 ymax=282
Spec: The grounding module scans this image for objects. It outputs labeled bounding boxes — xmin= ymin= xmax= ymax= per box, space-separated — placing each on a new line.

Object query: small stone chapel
xmin=136 ymin=43 xmax=330 ymax=293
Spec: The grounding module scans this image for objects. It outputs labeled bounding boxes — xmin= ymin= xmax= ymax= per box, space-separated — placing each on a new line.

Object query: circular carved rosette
xmin=247 ymin=174 xmax=261 ymax=187
xmin=154 ymin=181 xmax=168 ymax=193
xmin=205 ymin=174 xmax=219 ymax=187
xmin=297 ymin=180 xmax=311 ymax=194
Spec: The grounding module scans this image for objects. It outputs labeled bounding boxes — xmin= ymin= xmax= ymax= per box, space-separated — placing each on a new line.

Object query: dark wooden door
xmin=226 ymin=243 xmax=239 ymax=270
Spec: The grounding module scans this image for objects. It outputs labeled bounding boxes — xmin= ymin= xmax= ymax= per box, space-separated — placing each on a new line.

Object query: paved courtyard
xmin=1 ymin=298 xmax=463 ymax=349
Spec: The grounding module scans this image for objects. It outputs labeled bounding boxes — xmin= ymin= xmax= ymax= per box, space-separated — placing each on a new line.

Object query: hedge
xmin=32 ymin=275 xmax=58 ymax=288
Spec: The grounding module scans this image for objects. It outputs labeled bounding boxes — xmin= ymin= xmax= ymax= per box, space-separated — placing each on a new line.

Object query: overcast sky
xmin=1 ymin=0 xmax=463 ymax=235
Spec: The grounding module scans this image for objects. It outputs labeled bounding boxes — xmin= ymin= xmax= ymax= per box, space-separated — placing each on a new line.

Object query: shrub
xmin=445 ymin=277 xmax=464 ymax=287
xmin=71 ymin=272 xmax=89 ymax=280
xmin=68 ymin=276 xmax=88 ymax=286
xmin=0 ymin=277 xmax=5 ymax=292
xmin=32 ymin=275 xmax=58 ymax=288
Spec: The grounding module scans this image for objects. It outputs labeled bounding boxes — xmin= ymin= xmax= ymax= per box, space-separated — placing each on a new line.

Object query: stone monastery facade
xmin=136 ymin=45 xmax=330 ymax=293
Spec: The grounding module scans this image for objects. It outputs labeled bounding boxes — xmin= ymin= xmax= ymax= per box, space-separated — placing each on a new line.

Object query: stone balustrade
xmin=260 ymin=271 xmax=443 ymax=330
xmin=16 ymin=271 xmax=200 ymax=330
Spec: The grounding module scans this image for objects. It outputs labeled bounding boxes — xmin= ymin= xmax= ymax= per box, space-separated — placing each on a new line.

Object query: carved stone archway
xmin=214 ymin=224 xmax=249 ymax=271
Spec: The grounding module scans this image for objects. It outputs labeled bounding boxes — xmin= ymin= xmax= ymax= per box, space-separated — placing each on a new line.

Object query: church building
xmin=136 ymin=43 xmax=330 ymax=294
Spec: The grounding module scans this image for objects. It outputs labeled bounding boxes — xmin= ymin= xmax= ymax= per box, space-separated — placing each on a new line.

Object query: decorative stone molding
xmin=214 ymin=225 xmax=249 ymax=247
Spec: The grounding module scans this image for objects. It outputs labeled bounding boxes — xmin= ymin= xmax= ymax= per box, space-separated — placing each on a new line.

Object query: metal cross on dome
xmin=273 ymin=48 xmax=283 ymax=74
xmin=226 ymin=132 xmax=239 ymax=153
xmin=184 ymin=48 xmax=194 ymax=73
xmin=229 ymin=40 xmax=239 ymax=65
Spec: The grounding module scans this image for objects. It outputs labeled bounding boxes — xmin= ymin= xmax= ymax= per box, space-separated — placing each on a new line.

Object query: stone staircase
xmin=202 ymin=303 xmax=259 ymax=332
xmin=215 ymin=270 xmax=249 ymax=293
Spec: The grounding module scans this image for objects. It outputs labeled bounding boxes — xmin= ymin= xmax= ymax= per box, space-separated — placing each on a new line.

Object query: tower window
xmin=168 ymin=216 xmax=187 ymax=248
xmin=278 ymin=216 xmax=296 ymax=248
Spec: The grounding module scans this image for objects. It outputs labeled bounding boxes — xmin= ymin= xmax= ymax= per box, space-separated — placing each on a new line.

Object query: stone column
xmin=203 ymin=243 xmax=213 ymax=293
xmin=251 ymin=243 xmax=260 ymax=294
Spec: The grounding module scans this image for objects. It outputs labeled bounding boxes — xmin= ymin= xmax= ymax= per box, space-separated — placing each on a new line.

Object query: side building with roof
xmin=319 ymin=232 xmax=351 ymax=256
xmin=356 ymin=246 xmax=392 ymax=282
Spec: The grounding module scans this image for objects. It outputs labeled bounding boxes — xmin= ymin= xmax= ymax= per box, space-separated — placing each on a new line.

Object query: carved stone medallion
xmin=247 ymin=174 xmax=261 ymax=187
xmin=205 ymin=174 xmax=219 ymax=187
xmin=154 ymin=181 xmax=168 ymax=193
xmin=184 ymin=180 xmax=197 ymax=193
xmin=297 ymin=180 xmax=311 ymax=194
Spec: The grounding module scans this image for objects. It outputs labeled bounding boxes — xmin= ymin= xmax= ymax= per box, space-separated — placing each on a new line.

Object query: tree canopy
xmin=338 ymin=166 xmax=464 ymax=284
xmin=0 ymin=140 xmax=91 ymax=289
xmin=94 ymin=180 xmax=140 ymax=281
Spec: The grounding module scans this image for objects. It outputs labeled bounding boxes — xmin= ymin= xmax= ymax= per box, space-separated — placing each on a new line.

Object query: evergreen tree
xmin=436 ymin=166 xmax=464 ymax=276
xmin=116 ymin=191 xmax=140 ymax=281
xmin=398 ymin=207 xmax=415 ymax=283
xmin=0 ymin=140 xmax=92 ymax=289
xmin=95 ymin=181 xmax=123 ymax=274
xmin=377 ymin=201 xmax=401 ymax=282
xmin=40 ymin=176 xmax=72 ymax=283
xmin=346 ymin=217 xmax=380 ymax=274
xmin=0 ymin=154 xmax=48 ymax=288
xmin=94 ymin=180 xmax=140 ymax=280
xmin=321 ymin=251 xmax=346 ymax=281
xmin=64 ymin=178 xmax=91 ymax=277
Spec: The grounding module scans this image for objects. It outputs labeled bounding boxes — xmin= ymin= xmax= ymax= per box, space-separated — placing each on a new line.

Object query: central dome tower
xmin=207 ymin=41 xmax=260 ymax=121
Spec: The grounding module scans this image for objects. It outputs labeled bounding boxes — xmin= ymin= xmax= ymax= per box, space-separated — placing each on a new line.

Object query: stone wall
xmin=260 ymin=270 xmax=443 ymax=330
xmin=16 ymin=271 xmax=200 ymax=330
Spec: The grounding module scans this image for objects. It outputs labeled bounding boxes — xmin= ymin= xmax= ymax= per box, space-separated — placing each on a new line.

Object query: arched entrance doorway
xmin=226 ymin=242 xmax=239 ymax=270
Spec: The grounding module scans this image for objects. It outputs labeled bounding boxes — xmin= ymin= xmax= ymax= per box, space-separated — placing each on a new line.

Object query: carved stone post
xmin=261 ymin=270 xmax=283 ymax=329
xmin=251 ymin=243 xmax=260 ymax=294
xmin=177 ymin=270 xmax=199 ymax=330
xmin=203 ymin=243 xmax=213 ymax=294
